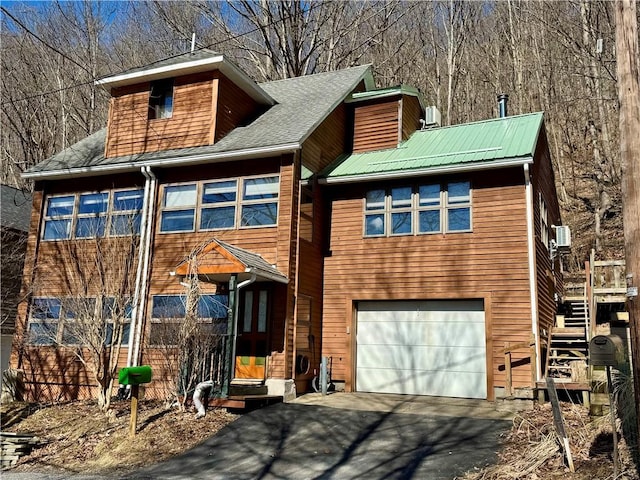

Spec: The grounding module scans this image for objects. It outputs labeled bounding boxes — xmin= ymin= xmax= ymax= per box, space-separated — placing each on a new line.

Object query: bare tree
xmin=151 ymin=246 xmax=229 ymax=410
xmin=25 ymin=232 xmax=139 ymax=411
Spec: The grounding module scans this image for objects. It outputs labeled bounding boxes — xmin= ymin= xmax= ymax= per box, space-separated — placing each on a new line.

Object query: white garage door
xmin=356 ymin=300 xmax=487 ymax=399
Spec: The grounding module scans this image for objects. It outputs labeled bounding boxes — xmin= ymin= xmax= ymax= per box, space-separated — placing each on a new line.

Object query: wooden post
xmin=504 ymin=343 xmax=512 ymax=397
xmin=546 ymin=377 xmax=575 ymax=472
xmin=129 ymin=384 xmax=139 ymax=437
xmin=606 ymin=366 xmax=620 ymax=476
xmin=615 ymin=0 xmax=640 ymax=442
xmin=530 ymin=334 xmax=537 ymax=386
xmin=222 ymin=274 xmax=237 ymax=399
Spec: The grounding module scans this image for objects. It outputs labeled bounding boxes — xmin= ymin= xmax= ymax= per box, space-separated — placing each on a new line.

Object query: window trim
xmin=363 ymin=181 xmax=473 ymax=238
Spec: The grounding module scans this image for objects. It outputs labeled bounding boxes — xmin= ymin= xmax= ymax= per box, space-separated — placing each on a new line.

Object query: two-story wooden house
xmin=13 ymin=50 xmax=563 ymax=404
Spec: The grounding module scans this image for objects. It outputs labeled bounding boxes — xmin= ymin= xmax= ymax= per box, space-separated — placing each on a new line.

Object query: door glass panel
xmin=243 ymin=291 xmax=253 ymax=333
xmin=258 ymin=290 xmax=268 ymax=333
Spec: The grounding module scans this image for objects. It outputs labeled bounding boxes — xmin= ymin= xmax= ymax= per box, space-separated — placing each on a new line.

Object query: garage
xmin=356 ymin=300 xmax=487 ymax=399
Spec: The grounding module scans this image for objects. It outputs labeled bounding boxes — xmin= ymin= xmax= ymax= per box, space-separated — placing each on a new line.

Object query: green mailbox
xmin=119 ymin=365 xmax=152 ymax=386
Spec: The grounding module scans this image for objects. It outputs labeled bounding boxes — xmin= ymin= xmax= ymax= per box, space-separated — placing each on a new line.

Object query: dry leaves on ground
xmin=461 ymin=402 xmax=639 ymax=480
xmin=1 ymin=400 xmax=238 ymax=476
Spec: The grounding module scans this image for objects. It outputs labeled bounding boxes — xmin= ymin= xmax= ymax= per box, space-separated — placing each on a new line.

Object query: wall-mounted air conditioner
xmin=425 ymin=106 xmax=441 ymax=127
xmin=553 ymin=225 xmax=571 ymax=249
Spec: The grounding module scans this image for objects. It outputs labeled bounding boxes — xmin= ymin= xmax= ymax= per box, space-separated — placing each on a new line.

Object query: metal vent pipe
xmin=498 ymin=93 xmax=509 ymax=118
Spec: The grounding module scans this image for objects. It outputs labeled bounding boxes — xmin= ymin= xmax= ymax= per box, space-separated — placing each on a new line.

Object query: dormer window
xmin=148 ymin=79 xmax=174 ymax=120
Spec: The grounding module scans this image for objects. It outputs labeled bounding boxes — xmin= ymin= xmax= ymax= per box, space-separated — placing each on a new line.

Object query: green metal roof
xmin=324 ymin=112 xmax=544 ymax=183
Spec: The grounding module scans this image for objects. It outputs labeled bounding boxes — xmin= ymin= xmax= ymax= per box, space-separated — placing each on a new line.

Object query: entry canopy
xmin=172 ymin=239 xmax=288 ymax=284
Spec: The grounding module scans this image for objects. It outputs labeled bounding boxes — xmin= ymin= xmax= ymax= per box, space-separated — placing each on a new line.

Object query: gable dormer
xmin=97 ymin=51 xmax=275 ymax=158
xmin=346 ymin=85 xmax=425 ymax=153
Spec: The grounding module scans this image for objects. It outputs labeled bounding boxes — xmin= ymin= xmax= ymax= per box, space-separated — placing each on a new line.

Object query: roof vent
xmin=424 ymin=106 xmax=441 ymax=128
xmin=497 ymin=93 xmax=509 ymax=118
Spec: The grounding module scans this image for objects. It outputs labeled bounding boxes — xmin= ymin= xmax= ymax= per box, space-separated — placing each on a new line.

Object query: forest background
xmin=1 ymin=0 xmax=631 ymax=271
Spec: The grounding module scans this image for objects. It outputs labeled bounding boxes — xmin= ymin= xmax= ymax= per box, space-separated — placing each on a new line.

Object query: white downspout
xmin=127 ymin=167 xmax=152 ymax=367
xmin=524 ymin=163 xmax=540 ymax=381
xmin=132 ymin=166 xmax=157 ymax=366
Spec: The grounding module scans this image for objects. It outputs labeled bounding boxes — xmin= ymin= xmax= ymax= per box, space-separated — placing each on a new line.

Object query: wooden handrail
xmin=503 ymin=334 xmax=536 ymax=397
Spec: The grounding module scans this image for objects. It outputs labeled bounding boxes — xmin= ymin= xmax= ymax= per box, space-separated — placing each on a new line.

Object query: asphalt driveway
xmin=126 ymin=393 xmax=513 ymax=480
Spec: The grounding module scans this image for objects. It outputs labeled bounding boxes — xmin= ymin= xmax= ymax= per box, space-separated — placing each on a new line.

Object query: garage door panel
xmin=357 ymin=321 xmax=486 ymax=348
xmin=357 ymin=344 xmax=486 ymax=372
xmin=358 ymin=300 xmax=484 ymax=314
xmin=356 ymin=300 xmax=487 ymax=399
xmin=356 ymin=367 xmax=487 ymax=399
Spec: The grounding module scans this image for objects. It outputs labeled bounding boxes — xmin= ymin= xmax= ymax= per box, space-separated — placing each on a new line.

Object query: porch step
xmin=230 ymin=379 xmax=267 ymax=396
xmin=551 ymin=327 xmax=585 ymax=336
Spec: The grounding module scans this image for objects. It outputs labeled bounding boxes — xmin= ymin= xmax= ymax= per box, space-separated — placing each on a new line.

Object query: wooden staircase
xmin=545 ymin=299 xmax=589 ymax=382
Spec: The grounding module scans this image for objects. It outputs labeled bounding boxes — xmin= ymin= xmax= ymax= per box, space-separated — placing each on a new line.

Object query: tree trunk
xmin=615 ymin=0 xmax=640 ymax=446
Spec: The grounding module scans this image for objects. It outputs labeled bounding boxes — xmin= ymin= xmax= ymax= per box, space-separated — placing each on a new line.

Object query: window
xmin=540 ymin=194 xmax=550 ymax=249
xmin=43 ymin=196 xmax=74 ymax=240
xmin=111 ymin=189 xmax=144 ymax=236
xmin=201 ymin=180 xmax=237 ymax=230
xmin=102 ymin=298 xmax=132 ymax=346
xmin=365 ymin=189 xmax=385 ymax=236
xmin=61 ymin=298 xmax=96 ymax=345
xmin=42 ymin=189 xmax=143 ymax=240
xmin=161 ymin=184 xmax=197 ymax=232
xmin=148 ymin=79 xmax=174 ymax=120
xmin=150 ymin=294 xmax=228 ymax=345
xmin=418 ymin=184 xmax=441 ymax=233
xmin=241 ymin=177 xmax=279 ymax=227
xmin=28 ymin=298 xmax=61 ymax=344
xmin=159 ymin=176 xmax=280 ymax=233
xmin=28 ymin=297 xmax=132 ymax=346
xmin=76 ymin=193 xmax=108 ymax=238
xmin=364 ymin=181 xmax=472 ymax=237
xmin=390 ymin=187 xmax=412 ymax=235
xmin=445 ymin=181 xmax=471 ymax=232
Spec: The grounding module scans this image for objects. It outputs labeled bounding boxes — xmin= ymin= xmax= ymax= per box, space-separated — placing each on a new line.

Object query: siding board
xmin=322 ymin=168 xmax=534 ymax=396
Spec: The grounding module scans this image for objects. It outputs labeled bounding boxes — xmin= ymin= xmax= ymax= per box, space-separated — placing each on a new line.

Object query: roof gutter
xmin=22 ymin=142 xmax=301 ymax=181
xmin=245 ymin=267 xmax=289 ymax=284
xmin=319 ymin=156 xmax=534 ymax=185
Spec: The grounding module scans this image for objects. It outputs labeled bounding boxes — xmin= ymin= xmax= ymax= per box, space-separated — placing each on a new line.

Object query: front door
xmin=235 ymin=287 xmax=270 ymax=380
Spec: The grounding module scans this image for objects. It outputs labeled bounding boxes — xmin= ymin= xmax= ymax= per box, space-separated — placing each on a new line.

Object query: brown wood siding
xmin=352 ymin=99 xmax=400 ymax=153
xmin=532 ymin=130 xmax=563 ymax=340
xmin=105 ymin=72 xmax=217 ymax=158
xmin=294 ymin=180 xmax=326 ymax=391
xmin=12 ymin=176 xmax=143 ymax=400
xmin=214 ymin=72 xmax=261 ymax=142
xmin=322 ymin=168 xmax=534 ymax=397
xmin=144 ymin=155 xmax=297 ymax=383
xmin=301 ymin=103 xmax=347 ymax=173
xmin=401 ymin=95 xmax=423 ymax=141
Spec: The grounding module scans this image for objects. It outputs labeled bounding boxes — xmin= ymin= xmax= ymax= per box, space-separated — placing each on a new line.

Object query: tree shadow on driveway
xmin=126 ymin=399 xmax=511 ymax=480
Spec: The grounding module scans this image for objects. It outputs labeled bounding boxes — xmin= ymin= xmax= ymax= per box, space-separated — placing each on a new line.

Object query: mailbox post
xmin=118 ymin=366 xmax=152 ymax=437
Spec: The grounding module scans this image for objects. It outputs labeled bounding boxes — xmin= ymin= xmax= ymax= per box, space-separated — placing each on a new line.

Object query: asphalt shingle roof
xmin=1 ymin=185 xmax=33 ymax=232
xmin=324 ymin=112 xmax=544 ymax=182
xmin=25 ymin=64 xmax=372 ymax=178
